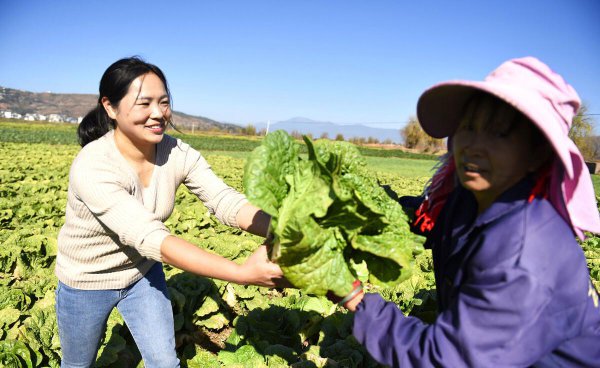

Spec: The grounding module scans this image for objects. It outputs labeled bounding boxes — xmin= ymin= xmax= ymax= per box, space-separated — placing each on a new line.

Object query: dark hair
xmin=460 ymin=91 xmax=548 ymax=147
xmin=77 ymin=56 xmax=173 ymax=147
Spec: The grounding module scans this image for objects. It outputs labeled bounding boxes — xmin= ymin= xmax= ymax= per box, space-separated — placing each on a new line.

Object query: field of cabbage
xmin=1 ymin=121 xmax=599 ymax=367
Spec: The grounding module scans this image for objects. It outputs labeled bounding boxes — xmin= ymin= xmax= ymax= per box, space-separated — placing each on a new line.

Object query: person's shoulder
xmin=520 ymin=198 xmax=589 ymax=301
xmin=70 ymin=132 xmax=130 ymax=183
xmin=520 ymin=198 xmax=581 ymax=265
xmin=524 ymin=198 xmax=576 ymax=244
xmin=156 ymin=134 xmax=204 ymax=172
xmin=159 ymin=134 xmax=197 ymax=155
xmin=72 ymin=133 xmax=113 ymax=167
xmin=471 ymin=197 xmax=575 ymax=269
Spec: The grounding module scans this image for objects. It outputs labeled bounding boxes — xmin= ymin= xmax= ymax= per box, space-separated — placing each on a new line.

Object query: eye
xmin=493 ymin=130 xmax=510 ymax=138
xmin=489 ymin=119 xmax=514 ymax=138
xmin=457 ymin=118 xmax=474 ymax=132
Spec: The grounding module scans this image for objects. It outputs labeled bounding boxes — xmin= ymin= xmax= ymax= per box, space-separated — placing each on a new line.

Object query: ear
xmin=101 ymin=97 xmax=117 ymax=120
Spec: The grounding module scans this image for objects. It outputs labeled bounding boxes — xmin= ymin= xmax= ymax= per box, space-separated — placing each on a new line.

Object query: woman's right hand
xmin=238 ymin=245 xmax=291 ymax=288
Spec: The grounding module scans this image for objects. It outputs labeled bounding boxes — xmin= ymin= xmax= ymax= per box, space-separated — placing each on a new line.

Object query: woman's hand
xmin=161 ymin=236 xmax=291 ymax=288
xmin=326 ymin=280 xmax=365 ymax=312
xmin=238 ymin=245 xmax=291 ymax=288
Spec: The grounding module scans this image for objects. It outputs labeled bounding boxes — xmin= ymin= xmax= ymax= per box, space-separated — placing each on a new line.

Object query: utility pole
xmin=266 ymin=120 xmax=270 ymax=135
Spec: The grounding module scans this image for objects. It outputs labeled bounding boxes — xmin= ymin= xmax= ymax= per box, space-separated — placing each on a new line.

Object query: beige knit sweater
xmin=55 ymin=130 xmax=248 ymax=290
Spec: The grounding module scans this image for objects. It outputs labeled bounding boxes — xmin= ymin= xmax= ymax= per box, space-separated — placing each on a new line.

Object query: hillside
xmin=0 ymin=86 xmax=240 ymax=132
xmin=256 ymin=117 xmax=402 ymax=144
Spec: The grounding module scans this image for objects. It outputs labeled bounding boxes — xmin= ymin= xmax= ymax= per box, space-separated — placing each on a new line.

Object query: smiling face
xmin=102 ymin=72 xmax=171 ymax=152
xmin=451 ymin=93 xmax=549 ymax=212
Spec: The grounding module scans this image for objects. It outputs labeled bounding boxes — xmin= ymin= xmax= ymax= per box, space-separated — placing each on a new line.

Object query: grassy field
xmin=593 ymin=175 xmax=600 ymax=195
xmin=203 ymin=150 xmax=438 ymax=178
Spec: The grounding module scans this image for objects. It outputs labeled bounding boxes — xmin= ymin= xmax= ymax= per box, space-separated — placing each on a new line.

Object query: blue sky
xmin=1 ymin=0 xmax=599 ymax=130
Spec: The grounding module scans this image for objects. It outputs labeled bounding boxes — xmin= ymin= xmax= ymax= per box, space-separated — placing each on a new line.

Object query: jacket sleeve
xmin=182 ymin=147 xmax=248 ymax=227
xmin=70 ymin=154 xmax=169 ymax=262
xmin=353 ymin=264 xmax=556 ymax=368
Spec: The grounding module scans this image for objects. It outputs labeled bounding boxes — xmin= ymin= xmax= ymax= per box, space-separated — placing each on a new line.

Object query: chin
xmin=147 ymin=133 xmax=165 ymax=143
xmin=459 ymin=179 xmax=490 ymax=194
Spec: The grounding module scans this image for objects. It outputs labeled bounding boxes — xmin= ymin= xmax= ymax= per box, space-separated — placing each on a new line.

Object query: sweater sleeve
xmin=182 ymin=147 xmax=248 ymax=227
xmin=70 ymin=154 xmax=169 ymax=262
xmin=353 ymin=265 xmax=556 ymax=367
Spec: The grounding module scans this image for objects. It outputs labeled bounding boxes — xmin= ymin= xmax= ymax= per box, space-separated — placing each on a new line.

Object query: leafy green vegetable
xmin=218 ymin=344 xmax=267 ymax=367
xmin=0 ymin=339 xmax=33 ymax=368
xmin=184 ymin=347 xmax=221 ymax=368
xmin=244 ymin=131 xmax=425 ymax=296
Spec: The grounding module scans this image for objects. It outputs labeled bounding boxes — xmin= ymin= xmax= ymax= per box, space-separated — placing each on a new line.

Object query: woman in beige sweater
xmin=55 ymin=57 xmax=285 ymax=368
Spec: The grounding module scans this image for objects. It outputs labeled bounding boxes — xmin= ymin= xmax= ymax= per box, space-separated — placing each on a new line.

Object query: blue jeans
xmin=55 ymin=263 xmax=179 ymax=368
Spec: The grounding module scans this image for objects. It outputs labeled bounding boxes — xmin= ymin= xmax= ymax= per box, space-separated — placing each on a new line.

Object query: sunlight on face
xmin=111 ymin=72 xmax=171 ymax=149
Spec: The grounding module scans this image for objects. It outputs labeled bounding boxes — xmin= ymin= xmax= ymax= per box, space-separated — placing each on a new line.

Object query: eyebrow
xmin=136 ymin=94 xmax=169 ymax=101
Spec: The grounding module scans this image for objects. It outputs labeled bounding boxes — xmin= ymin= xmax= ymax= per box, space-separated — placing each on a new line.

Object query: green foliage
xmin=582 ymin=232 xmax=600 ymax=291
xmin=569 ymin=103 xmax=596 ymax=160
xmin=1 ymin=121 xmax=437 ymax=160
xmin=0 ymin=339 xmax=33 ymax=368
xmin=400 ymin=116 xmax=445 ymax=153
xmin=244 ymin=130 xmax=425 ymax=296
xmin=241 ymin=124 xmax=258 ymax=136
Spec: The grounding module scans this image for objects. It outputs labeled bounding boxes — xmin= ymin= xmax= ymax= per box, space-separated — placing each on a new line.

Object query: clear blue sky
xmin=1 ymin=0 xmax=599 ymax=130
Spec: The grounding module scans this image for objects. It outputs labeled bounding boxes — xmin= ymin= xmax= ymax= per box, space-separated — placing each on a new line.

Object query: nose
xmin=150 ymin=102 xmax=165 ymax=120
xmin=455 ymin=130 xmax=487 ymax=156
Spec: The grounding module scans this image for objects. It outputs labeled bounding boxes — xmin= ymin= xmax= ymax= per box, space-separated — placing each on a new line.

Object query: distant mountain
xmin=255 ymin=117 xmax=402 ymax=144
xmin=0 ymin=86 xmax=240 ymax=132
xmin=0 ymin=87 xmax=405 ymax=142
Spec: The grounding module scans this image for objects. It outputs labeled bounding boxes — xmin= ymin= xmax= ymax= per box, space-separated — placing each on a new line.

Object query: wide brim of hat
xmin=416 ymin=80 xmax=574 ymax=178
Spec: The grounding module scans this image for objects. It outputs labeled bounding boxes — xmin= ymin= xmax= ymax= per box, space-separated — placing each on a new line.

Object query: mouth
xmin=144 ymin=123 xmax=165 ymax=133
xmin=463 ymin=163 xmax=483 ymax=174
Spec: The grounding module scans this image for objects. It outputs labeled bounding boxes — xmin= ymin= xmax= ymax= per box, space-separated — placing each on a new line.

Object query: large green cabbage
xmin=244 ymin=130 xmax=424 ymax=296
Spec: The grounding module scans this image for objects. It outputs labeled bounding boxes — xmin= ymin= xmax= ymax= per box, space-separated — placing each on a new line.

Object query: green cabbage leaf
xmin=244 ymin=130 xmax=424 ymax=296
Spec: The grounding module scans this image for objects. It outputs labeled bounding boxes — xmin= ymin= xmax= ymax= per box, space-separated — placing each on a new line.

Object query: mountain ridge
xmin=0 ymin=86 xmax=240 ymax=132
xmin=255 ymin=118 xmax=402 ymax=144
xmin=0 ymin=86 xmax=404 ymax=142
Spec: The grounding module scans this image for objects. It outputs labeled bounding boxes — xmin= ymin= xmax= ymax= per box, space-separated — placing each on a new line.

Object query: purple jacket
xmin=354 ymin=178 xmax=600 ymax=367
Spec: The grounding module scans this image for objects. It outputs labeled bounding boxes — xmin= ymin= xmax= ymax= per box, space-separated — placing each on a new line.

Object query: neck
xmin=114 ymin=129 xmax=155 ymax=164
xmin=475 ymin=198 xmax=493 ymax=215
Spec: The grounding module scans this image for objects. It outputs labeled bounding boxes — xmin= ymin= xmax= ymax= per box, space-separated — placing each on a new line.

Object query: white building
xmin=47 ymin=114 xmax=63 ymax=122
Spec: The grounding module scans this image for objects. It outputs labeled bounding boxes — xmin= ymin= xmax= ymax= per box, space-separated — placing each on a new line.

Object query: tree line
xmin=400 ymin=102 xmax=599 ymax=161
xmin=237 ymin=103 xmax=598 ymax=159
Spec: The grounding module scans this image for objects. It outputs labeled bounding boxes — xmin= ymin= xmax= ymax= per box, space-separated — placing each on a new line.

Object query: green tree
xmin=243 ymin=124 xmax=257 ymax=136
xmin=589 ymin=136 xmax=600 ymax=161
xmin=401 ymin=116 xmax=445 ymax=153
xmin=569 ymin=102 xmax=596 ymax=160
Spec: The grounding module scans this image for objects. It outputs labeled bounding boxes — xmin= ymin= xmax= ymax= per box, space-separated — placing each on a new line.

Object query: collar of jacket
xmin=434 ymin=175 xmax=537 ymax=276
xmin=469 ymin=174 xmax=536 ymax=228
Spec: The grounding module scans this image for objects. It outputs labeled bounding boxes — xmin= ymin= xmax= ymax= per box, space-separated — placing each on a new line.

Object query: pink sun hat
xmin=416 ymin=56 xmax=600 ymax=239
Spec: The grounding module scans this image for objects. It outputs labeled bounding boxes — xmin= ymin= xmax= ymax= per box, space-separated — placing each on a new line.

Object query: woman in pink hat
xmin=335 ymin=57 xmax=600 ymax=367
